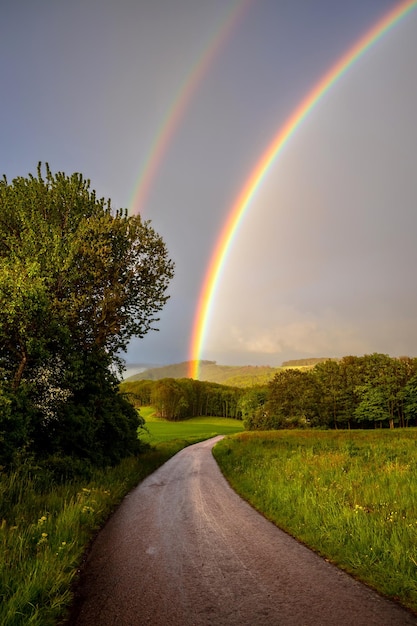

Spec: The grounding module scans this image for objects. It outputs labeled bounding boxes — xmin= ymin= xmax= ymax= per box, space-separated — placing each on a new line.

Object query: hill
xmin=124 ymin=360 xmax=280 ymax=387
xmin=281 ymin=357 xmax=338 ymax=367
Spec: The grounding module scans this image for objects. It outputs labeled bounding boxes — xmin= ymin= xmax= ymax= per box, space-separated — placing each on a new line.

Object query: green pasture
xmin=139 ymin=409 xmax=244 ymax=444
xmin=214 ymin=429 xmax=417 ymax=614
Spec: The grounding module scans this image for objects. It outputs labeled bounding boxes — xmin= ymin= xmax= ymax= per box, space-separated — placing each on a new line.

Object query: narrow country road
xmin=69 ymin=436 xmax=417 ymax=626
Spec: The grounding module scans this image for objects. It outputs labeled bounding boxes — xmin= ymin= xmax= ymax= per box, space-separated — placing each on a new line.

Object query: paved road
xmin=69 ymin=436 xmax=417 ymax=625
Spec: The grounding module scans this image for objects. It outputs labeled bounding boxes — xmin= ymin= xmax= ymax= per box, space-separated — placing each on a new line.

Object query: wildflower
xmin=37 ymin=532 xmax=49 ymax=547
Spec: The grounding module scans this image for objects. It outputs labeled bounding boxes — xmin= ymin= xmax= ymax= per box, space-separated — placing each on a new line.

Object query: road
xmin=69 ymin=436 xmax=417 ymax=625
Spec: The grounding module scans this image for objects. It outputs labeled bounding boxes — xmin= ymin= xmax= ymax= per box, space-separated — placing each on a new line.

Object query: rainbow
xmin=189 ymin=0 xmax=417 ymax=380
xmin=129 ymin=0 xmax=252 ymax=215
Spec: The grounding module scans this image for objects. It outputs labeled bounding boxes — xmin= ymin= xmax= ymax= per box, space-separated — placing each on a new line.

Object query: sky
xmin=2 ymin=0 xmax=417 ymax=372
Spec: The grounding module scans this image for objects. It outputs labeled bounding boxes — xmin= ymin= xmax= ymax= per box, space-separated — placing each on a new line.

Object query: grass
xmin=0 ymin=414 xmax=242 ymax=625
xmin=213 ymin=429 xmax=417 ymax=614
xmin=139 ymin=409 xmax=244 ymax=444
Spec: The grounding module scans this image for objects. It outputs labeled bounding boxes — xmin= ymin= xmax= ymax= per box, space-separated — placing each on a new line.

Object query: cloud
xmin=208 ymin=306 xmax=370 ymax=363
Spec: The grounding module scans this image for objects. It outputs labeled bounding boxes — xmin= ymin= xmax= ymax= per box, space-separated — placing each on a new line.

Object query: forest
xmin=122 ymin=353 xmax=417 ymax=430
xmin=120 ymin=377 xmax=245 ymax=420
xmin=248 ymin=353 xmax=417 ymax=430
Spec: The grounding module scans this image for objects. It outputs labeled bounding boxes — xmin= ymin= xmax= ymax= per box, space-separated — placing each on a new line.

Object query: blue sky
xmin=2 ymin=0 xmax=417 ymax=371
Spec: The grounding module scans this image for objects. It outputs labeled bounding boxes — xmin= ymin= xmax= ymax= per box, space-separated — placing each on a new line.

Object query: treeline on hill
xmin=281 ymin=357 xmax=338 ymax=367
xmin=126 ymin=360 xmax=280 ymax=387
xmin=123 ymin=353 xmax=417 ymax=430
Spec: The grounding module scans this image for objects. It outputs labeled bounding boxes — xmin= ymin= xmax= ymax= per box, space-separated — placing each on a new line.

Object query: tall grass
xmin=0 ymin=440 xmax=199 ymax=625
xmin=213 ymin=430 xmax=417 ymax=613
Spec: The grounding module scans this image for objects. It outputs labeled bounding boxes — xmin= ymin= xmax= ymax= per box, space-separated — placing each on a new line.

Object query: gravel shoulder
xmin=69 ymin=436 xmax=417 ymax=625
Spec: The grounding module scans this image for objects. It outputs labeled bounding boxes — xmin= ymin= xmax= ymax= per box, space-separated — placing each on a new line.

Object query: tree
xmin=0 ymin=164 xmax=174 ymax=466
xmin=359 ymin=354 xmax=402 ymax=429
xmin=239 ymin=386 xmax=268 ymax=428
xmin=151 ymin=379 xmax=189 ymax=420
xmin=264 ymin=369 xmax=322 ymax=428
xmin=403 ymin=374 xmax=417 ymax=426
xmin=336 ymin=356 xmax=364 ymax=428
xmin=354 ymin=384 xmax=390 ymax=427
xmin=314 ymin=360 xmax=344 ymax=428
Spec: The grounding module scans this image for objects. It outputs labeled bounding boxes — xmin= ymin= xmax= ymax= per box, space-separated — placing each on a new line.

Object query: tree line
xmin=246 ymin=354 xmax=417 ymax=430
xmin=123 ymin=353 xmax=417 ymax=431
xmin=120 ymin=378 xmax=244 ymax=420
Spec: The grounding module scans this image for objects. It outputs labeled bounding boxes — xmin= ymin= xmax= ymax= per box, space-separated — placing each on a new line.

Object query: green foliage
xmin=355 ymin=385 xmax=390 ymax=425
xmin=0 ymin=164 xmax=174 ymax=467
xmin=403 ymin=374 xmax=417 ymax=424
xmin=254 ymin=369 xmax=323 ymax=429
xmin=122 ymin=377 xmax=244 ymax=420
xmin=119 ymin=379 xmax=153 ymax=407
xmin=151 ymin=378 xmax=188 ymax=420
xmin=238 ymin=386 xmax=267 ymax=427
xmin=214 ymin=430 xmax=417 ymax=613
xmin=244 ymin=354 xmax=417 ymax=431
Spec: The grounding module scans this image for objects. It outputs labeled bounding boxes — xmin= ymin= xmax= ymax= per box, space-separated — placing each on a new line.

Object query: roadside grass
xmin=213 ymin=429 xmax=417 ymax=614
xmin=0 ymin=415 xmax=241 ymax=625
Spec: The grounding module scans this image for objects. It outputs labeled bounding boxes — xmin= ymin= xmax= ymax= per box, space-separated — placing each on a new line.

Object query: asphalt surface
xmin=69 ymin=436 xmax=417 ymax=625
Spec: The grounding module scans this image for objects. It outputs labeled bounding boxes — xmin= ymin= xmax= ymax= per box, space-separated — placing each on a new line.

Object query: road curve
xmin=69 ymin=436 xmax=417 ymax=625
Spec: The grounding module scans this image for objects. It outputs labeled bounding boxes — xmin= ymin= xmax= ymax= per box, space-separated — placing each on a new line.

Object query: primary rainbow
xmin=189 ymin=0 xmax=417 ymax=380
xmin=129 ymin=0 xmax=252 ymax=215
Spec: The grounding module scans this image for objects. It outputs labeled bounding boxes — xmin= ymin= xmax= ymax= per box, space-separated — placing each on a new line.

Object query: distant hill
xmin=281 ymin=357 xmax=338 ymax=367
xmin=122 ymin=363 xmax=161 ymax=379
xmin=124 ymin=360 xmax=280 ymax=387
xmin=124 ymin=358 xmax=338 ymax=386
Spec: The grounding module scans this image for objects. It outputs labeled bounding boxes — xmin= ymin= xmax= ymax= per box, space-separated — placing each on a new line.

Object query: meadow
xmin=0 ymin=415 xmax=241 ymax=625
xmin=139 ymin=408 xmax=243 ymax=443
xmin=213 ymin=429 xmax=417 ymax=613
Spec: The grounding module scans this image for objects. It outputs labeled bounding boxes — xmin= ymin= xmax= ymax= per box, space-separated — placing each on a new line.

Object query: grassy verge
xmin=213 ymin=429 xmax=417 ymax=613
xmin=0 ymin=416 xmax=242 ymax=625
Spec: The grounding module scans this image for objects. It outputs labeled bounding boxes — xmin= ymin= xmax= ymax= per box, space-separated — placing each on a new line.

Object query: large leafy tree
xmin=0 ymin=164 xmax=174 ymax=465
xmin=264 ymin=369 xmax=323 ymax=428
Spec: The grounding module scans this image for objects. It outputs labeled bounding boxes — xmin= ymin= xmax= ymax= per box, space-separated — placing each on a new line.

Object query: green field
xmin=214 ymin=429 xmax=417 ymax=614
xmin=139 ymin=409 xmax=244 ymax=444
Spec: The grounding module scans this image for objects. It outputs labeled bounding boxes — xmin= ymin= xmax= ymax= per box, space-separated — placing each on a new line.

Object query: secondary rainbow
xmin=129 ymin=0 xmax=252 ymax=215
xmin=189 ymin=0 xmax=417 ymax=380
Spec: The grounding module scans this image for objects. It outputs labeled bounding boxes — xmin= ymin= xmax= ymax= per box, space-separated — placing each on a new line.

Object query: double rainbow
xmin=129 ymin=0 xmax=252 ymax=215
xmin=189 ymin=0 xmax=417 ymax=380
